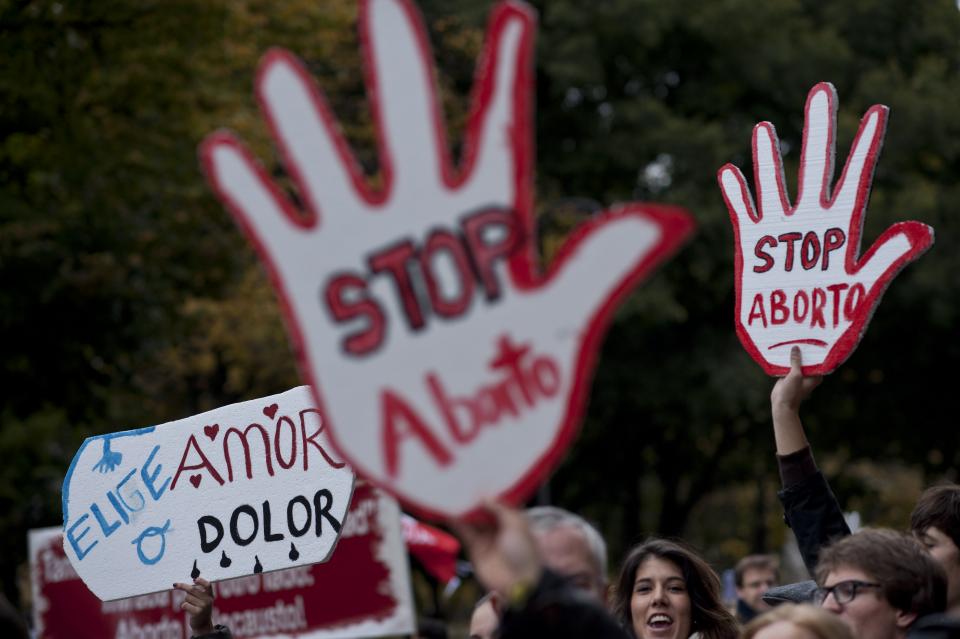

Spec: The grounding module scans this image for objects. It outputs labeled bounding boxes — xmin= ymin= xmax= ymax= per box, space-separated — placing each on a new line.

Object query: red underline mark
xmin=767 ymin=338 xmax=828 ymax=349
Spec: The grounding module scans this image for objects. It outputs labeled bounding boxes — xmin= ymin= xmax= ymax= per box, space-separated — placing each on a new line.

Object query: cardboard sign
xmin=61 ymin=386 xmax=355 ymax=600
xmin=718 ymin=82 xmax=934 ymax=375
xmin=33 ymin=483 xmax=416 ymax=638
xmin=200 ymin=0 xmax=693 ymax=519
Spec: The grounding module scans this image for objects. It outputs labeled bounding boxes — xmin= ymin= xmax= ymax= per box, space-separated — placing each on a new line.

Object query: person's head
xmin=741 ymin=604 xmax=853 ymax=639
xmin=527 ymin=506 xmax=608 ymax=602
xmin=736 ymin=555 xmax=780 ymax=612
xmin=613 ymin=538 xmax=739 ymax=639
xmin=911 ymin=485 xmax=960 ymax=612
xmin=815 ymin=528 xmax=947 ymax=639
xmin=468 ymin=592 xmax=500 ymax=639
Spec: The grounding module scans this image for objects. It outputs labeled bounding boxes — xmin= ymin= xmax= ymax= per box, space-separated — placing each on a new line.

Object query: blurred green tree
xmin=2 ymin=0 xmax=959 ymax=605
xmin=519 ymin=0 xmax=960 ymax=571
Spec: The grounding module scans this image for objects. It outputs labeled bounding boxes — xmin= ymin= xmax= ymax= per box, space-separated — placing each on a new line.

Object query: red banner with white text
xmin=32 ymin=484 xmax=414 ymax=639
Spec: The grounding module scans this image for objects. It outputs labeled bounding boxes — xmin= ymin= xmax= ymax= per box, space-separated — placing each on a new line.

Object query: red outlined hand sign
xmin=718 ymin=83 xmax=933 ymax=376
xmin=201 ymin=0 xmax=693 ymax=519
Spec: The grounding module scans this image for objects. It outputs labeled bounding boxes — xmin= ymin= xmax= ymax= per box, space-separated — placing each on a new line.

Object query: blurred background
xmin=2 ymin=0 xmax=959 ymax=628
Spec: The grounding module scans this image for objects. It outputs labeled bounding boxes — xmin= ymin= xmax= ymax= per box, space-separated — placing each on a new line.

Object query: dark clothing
xmin=193 ymin=625 xmax=232 ymax=639
xmin=498 ymin=570 xmax=630 ymax=639
xmin=773 ymin=446 xmax=956 ymax=635
xmin=909 ymin=613 xmax=960 ymax=639
xmin=736 ymin=598 xmax=760 ymax=624
xmin=0 ymin=593 xmax=28 ymax=639
xmin=777 ymin=446 xmax=850 ymax=576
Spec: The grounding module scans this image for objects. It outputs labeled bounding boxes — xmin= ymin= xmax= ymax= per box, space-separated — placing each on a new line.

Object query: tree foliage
xmin=1 ymin=0 xmax=959 ymax=602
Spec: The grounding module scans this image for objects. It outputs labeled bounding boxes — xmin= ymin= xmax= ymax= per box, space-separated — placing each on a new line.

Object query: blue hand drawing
xmin=92 ymin=437 xmax=123 ymax=474
xmin=63 ymin=425 xmax=155 ymax=526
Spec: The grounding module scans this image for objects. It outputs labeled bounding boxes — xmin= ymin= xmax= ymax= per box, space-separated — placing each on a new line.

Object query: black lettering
xmin=313 ymin=489 xmax=341 ymax=536
xmin=262 ymin=500 xmax=284 ymax=542
xmin=230 ymin=504 xmax=259 ymax=546
xmin=198 ymin=516 xmax=224 ymax=554
xmin=287 ymin=495 xmax=312 ymax=537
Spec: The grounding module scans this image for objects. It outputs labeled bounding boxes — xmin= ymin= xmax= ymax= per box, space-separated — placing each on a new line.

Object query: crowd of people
xmin=143 ymin=346 xmax=960 ymax=639
xmin=451 ymin=348 xmax=960 ymax=639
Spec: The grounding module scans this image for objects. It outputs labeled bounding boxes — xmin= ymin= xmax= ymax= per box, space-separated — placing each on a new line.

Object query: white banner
xmin=61 ymin=386 xmax=354 ymax=600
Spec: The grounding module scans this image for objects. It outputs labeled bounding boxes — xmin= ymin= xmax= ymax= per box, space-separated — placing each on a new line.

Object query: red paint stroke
xmin=262 ymin=404 xmax=279 ymax=420
xmin=203 ymin=424 xmax=219 ymax=441
xmin=767 ymin=338 xmax=829 ymax=349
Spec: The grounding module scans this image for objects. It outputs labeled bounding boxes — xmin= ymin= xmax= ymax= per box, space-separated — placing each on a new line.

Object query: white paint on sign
xmin=61 ymin=386 xmax=354 ymax=600
xmin=718 ymin=82 xmax=934 ymax=375
xmin=200 ymin=0 xmax=693 ymax=519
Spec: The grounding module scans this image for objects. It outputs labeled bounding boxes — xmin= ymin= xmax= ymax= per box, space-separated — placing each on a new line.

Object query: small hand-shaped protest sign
xmin=61 ymin=387 xmax=354 ymax=600
xmin=201 ymin=0 xmax=693 ymax=518
xmin=718 ymin=82 xmax=934 ymax=376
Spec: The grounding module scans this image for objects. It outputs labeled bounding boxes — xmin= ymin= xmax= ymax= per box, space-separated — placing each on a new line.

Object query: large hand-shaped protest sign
xmin=61 ymin=387 xmax=354 ymax=600
xmin=718 ymin=83 xmax=933 ymax=376
xmin=201 ymin=0 xmax=693 ymax=518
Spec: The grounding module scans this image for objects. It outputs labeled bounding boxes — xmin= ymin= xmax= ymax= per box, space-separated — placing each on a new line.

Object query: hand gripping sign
xmin=200 ymin=0 xmax=693 ymax=519
xmin=61 ymin=386 xmax=354 ymax=600
xmin=718 ymin=83 xmax=934 ymax=376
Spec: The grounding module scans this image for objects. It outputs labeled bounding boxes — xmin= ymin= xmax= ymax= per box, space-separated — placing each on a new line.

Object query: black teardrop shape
xmin=253 ymin=555 xmax=263 ymax=573
xmin=288 ymin=543 xmax=300 ymax=561
xmin=190 ymin=560 xmax=200 ymax=579
xmin=219 ymin=551 xmax=232 ymax=568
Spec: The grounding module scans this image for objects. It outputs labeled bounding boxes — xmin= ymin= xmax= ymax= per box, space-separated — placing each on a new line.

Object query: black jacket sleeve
xmin=192 ymin=625 xmax=232 ymax=639
xmin=777 ymin=447 xmax=851 ymax=576
xmin=498 ymin=570 xmax=630 ymax=639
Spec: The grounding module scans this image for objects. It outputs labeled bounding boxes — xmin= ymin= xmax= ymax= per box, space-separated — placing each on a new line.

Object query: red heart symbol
xmin=263 ymin=404 xmax=279 ymax=420
xmin=189 ymin=474 xmax=202 ymax=488
xmin=203 ymin=424 xmax=219 ymax=441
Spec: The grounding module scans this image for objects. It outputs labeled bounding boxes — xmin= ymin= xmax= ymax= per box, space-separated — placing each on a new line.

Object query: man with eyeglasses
xmin=768 ymin=347 xmax=960 ymax=620
xmin=812 ymin=529 xmax=946 ymax=639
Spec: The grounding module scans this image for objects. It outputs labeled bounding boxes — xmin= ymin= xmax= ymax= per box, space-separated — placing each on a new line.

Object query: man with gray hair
xmin=468 ymin=505 xmax=610 ymax=635
xmin=459 ymin=502 xmax=628 ymax=639
xmin=526 ymin=505 xmax=609 ymax=603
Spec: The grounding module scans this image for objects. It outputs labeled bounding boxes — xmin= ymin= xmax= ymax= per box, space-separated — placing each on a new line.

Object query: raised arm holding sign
xmin=769 ymin=347 xmax=848 ymax=576
xmin=718 ymin=82 xmax=934 ymax=376
xmin=201 ymin=0 xmax=693 ymax=519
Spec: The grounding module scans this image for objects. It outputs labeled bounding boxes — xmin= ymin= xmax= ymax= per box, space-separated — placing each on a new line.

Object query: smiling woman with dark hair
xmin=613 ymin=539 xmax=739 ymax=639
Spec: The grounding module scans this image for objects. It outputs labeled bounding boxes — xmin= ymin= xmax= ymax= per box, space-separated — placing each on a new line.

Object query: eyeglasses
xmin=814 ymin=580 xmax=884 ymax=605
